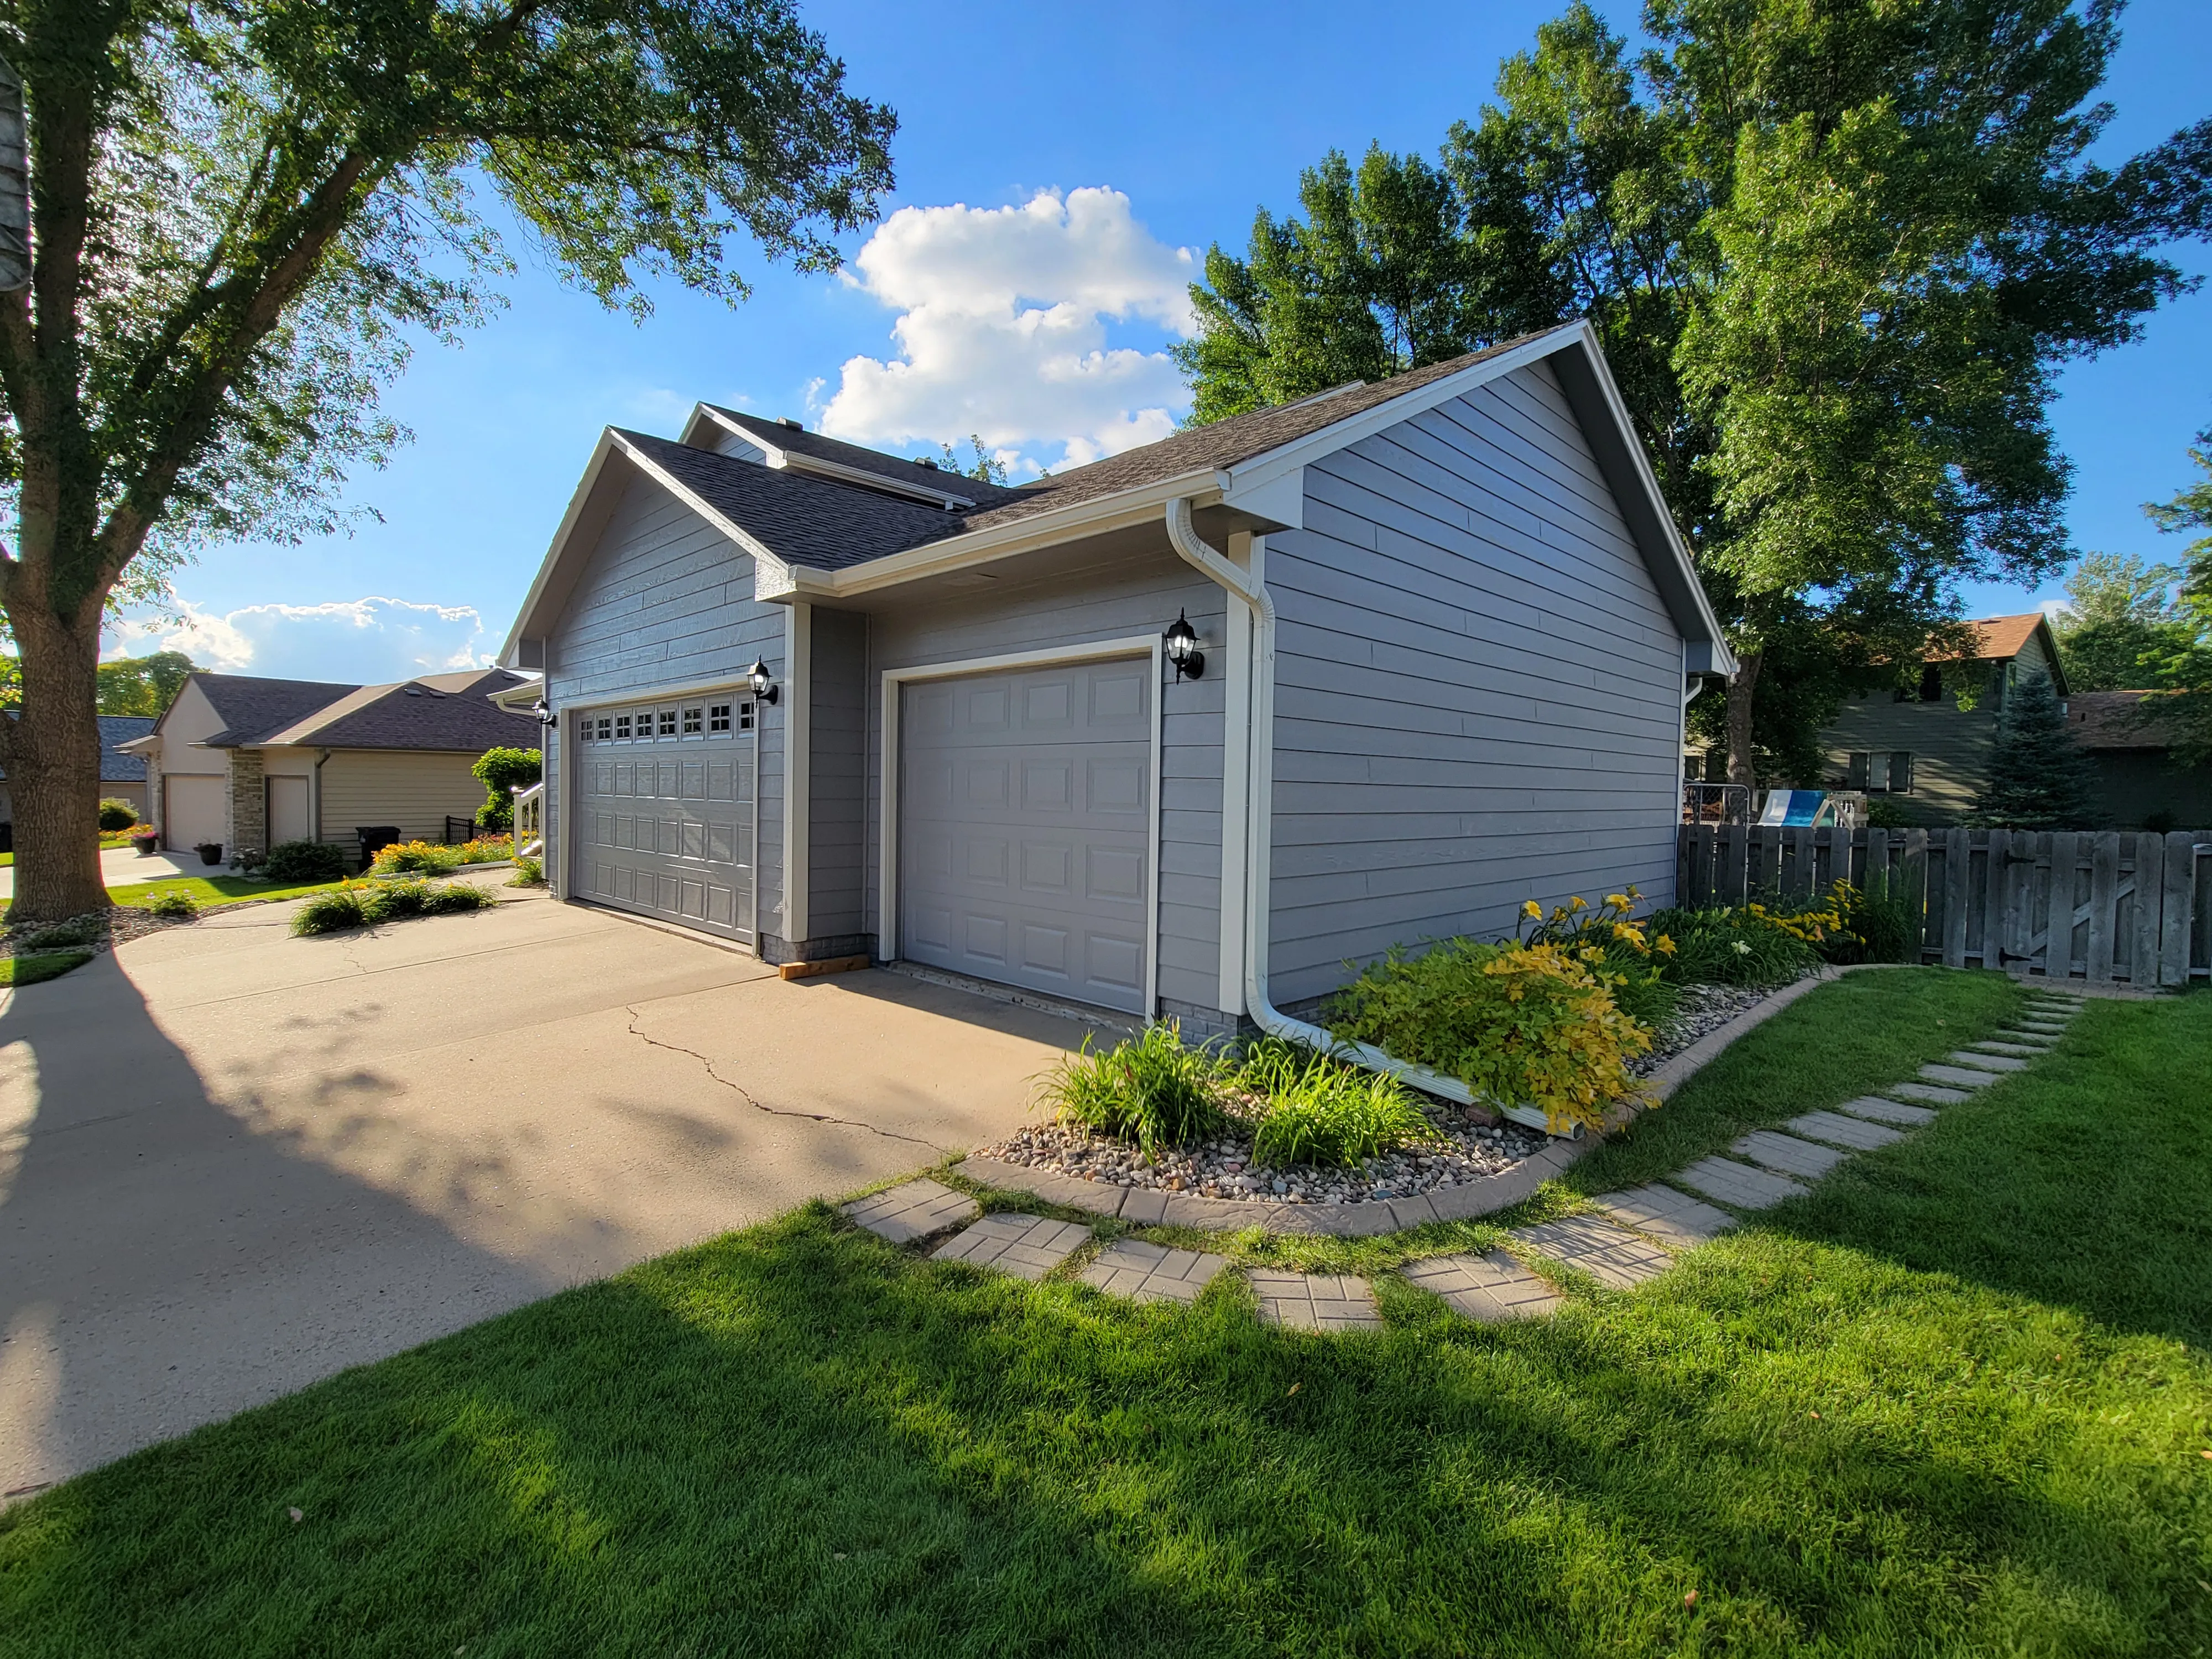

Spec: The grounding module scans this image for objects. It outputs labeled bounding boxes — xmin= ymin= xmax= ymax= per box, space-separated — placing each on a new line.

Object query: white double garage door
xmin=572 ymin=693 xmax=757 ymax=942
xmin=899 ymin=657 xmax=1153 ymax=1015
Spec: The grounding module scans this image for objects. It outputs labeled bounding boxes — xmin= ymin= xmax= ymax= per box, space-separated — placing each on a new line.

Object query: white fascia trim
xmin=611 ymin=431 xmax=798 ymax=596
xmin=562 ymin=673 xmax=754 ymax=711
xmin=1563 ymin=324 xmax=1738 ymax=672
xmin=1219 ymin=322 xmax=1590 ymax=498
xmin=877 ymin=633 xmax=1165 ymax=1016
xmin=760 ymin=469 xmax=1226 ymax=606
xmin=499 ymin=429 xmax=624 ymax=666
xmin=783 ymin=603 xmax=811 ymax=944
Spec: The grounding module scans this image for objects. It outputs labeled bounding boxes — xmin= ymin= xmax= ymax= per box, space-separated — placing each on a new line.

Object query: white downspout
xmin=1164 ymin=498 xmax=1566 ymax=1136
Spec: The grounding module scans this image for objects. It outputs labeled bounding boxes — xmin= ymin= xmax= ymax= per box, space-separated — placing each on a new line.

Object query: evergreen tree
xmin=1974 ymin=670 xmax=2100 ymax=828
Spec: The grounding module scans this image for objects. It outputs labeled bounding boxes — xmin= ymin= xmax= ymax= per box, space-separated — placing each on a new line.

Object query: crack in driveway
xmin=624 ymin=1006 xmax=948 ymax=1152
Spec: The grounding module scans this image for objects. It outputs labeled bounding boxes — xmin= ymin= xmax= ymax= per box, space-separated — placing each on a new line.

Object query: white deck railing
xmin=513 ymin=782 xmax=545 ymax=860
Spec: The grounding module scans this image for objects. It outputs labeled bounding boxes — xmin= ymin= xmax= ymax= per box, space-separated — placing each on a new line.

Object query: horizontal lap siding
xmin=318 ymin=751 xmax=489 ymax=847
xmin=810 ymin=608 xmax=868 ymax=937
xmin=868 ymin=549 xmax=1227 ymax=1014
xmin=1267 ymin=359 xmax=1683 ymax=1005
xmin=545 ymin=475 xmax=786 ymax=928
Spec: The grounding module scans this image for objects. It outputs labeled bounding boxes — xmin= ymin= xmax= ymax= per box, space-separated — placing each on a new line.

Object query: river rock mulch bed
xmin=1626 ymin=982 xmax=1775 ymax=1076
xmin=2 ymin=906 xmax=186 ymax=957
xmin=980 ymin=980 xmax=1790 ymax=1208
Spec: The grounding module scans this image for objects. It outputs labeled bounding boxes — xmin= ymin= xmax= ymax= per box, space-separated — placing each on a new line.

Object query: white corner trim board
xmin=877 ymin=634 xmax=1166 ymax=1018
xmin=1164 ymin=496 xmax=1567 ymax=1137
xmin=784 ymin=602 xmax=811 ymax=946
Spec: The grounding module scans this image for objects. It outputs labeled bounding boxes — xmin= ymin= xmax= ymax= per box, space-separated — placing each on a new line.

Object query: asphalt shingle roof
xmin=196 ymin=674 xmax=363 ymax=746
xmin=258 ymin=669 xmax=541 ymax=751
xmin=646 ymin=335 xmax=1550 ymax=573
xmin=0 ymin=714 xmax=157 ymax=784
xmin=706 ymin=410 xmax=1034 ymax=510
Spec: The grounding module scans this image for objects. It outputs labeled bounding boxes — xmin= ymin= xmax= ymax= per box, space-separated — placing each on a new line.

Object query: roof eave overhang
xmin=753 ymin=468 xmax=1232 ymax=603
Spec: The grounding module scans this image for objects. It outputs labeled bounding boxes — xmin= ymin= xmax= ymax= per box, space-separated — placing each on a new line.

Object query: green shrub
xmin=1328 ymin=937 xmax=1653 ymax=1135
xmin=19 ymin=915 xmax=102 ymax=951
xmin=1835 ymin=875 xmax=1922 ymax=965
xmin=472 ymin=746 xmax=542 ymax=833
xmin=97 ymin=798 xmax=138 ymax=831
xmin=291 ymin=878 xmax=495 ymax=936
xmin=146 ymin=889 xmax=200 ymax=919
xmin=1237 ymin=1038 xmax=1433 ymax=1168
xmin=1647 ymin=904 xmax=1822 ymax=986
xmin=262 ymin=838 xmax=349 ymax=883
xmin=1036 ymin=1021 xmax=1225 ymax=1156
xmin=507 ymin=854 xmax=545 ymax=887
xmin=1517 ymin=889 xmax=1679 ymax=1033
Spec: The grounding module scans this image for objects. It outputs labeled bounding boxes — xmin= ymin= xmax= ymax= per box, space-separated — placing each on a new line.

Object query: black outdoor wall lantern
xmin=747 ymin=657 xmax=780 ymax=705
xmin=1165 ymin=610 xmax=1204 ymax=681
xmin=532 ymin=698 xmax=556 ymax=728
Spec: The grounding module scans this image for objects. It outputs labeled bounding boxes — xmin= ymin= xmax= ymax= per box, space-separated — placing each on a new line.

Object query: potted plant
xmin=129 ymin=826 xmax=161 ymax=857
xmin=194 ymin=841 xmax=223 ymax=867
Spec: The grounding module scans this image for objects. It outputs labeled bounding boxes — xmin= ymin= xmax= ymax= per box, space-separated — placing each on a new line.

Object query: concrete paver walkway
xmin=1676 ymin=1155 xmax=1809 ymax=1209
xmin=1079 ymin=1240 xmax=1230 ymax=1305
xmin=1589 ymin=1183 xmax=1732 ymax=1247
xmin=1249 ymin=1272 xmax=1383 ymax=1332
xmin=1732 ymin=1129 xmax=1850 ymax=1180
xmin=1506 ymin=1214 xmax=1673 ymax=1290
xmin=843 ymin=1178 xmax=979 ymax=1245
xmin=1837 ymin=1094 xmax=1936 ymax=1125
xmin=1402 ymin=1251 xmax=1562 ymax=1322
xmin=930 ymin=1213 xmax=1089 ymax=1280
xmin=1785 ymin=1110 xmax=1905 ymax=1151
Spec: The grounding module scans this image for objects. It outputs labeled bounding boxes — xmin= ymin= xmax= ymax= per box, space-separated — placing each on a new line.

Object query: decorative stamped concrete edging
xmin=959 ymin=965 xmax=1871 ymax=1239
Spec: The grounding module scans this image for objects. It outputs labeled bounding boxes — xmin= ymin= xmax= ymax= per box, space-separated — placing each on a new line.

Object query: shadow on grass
xmin=5 ymin=1185 xmax=2203 ymax=1658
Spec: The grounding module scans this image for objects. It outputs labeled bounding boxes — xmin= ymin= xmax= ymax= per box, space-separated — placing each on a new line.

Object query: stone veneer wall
xmin=226 ymin=749 xmax=264 ymax=861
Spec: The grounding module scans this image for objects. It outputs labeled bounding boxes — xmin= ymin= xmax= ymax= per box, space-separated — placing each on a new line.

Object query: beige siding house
xmin=120 ymin=669 xmax=540 ymax=863
xmin=0 ymin=715 xmax=156 ymax=832
xmin=1813 ymin=614 xmax=2068 ymax=826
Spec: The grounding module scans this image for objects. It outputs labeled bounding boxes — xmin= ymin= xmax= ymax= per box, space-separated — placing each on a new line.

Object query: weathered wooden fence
xmin=1676 ymin=825 xmax=2212 ymax=987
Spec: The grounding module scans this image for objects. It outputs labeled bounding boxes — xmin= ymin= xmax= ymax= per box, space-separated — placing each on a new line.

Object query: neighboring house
xmin=1810 ymin=614 xmax=2069 ymax=826
xmin=118 ymin=669 xmax=541 ymax=859
xmin=2063 ymin=690 xmax=2212 ymax=829
xmin=501 ymin=320 xmax=1736 ymax=1034
xmin=0 ymin=714 xmax=158 ymax=826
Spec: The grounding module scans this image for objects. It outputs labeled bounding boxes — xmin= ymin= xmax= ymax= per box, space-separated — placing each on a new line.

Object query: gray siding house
xmin=501 ymin=321 xmax=1735 ymax=1037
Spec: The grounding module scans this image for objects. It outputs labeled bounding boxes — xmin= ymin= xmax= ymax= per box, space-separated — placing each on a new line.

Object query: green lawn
xmin=0 ymin=950 xmax=92 ymax=987
xmin=2 ymin=981 xmax=2207 ymax=1657
xmin=104 ymin=875 xmax=347 ymax=910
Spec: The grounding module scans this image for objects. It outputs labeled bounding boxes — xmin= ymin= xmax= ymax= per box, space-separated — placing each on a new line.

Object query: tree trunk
xmin=1725 ymin=649 xmax=1763 ymax=789
xmin=8 ymin=600 xmax=110 ymax=924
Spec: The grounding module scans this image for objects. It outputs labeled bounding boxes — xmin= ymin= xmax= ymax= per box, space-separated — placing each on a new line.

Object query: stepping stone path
xmin=1733 ymin=1129 xmax=1850 ymax=1181
xmin=1786 ymin=1110 xmax=1905 ymax=1151
xmin=1505 ymin=1214 xmax=1674 ymax=1290
xmin=1676 ymin=1154 xmax=1809 ymax=1209
xmin=855 ymin=996 xmax=2086 ymax=1340
xmin=1403 ymin=1251 xmax=1562 ymax=1321
xmin=1249 ymin=1271 xmax=1384 ymax=1332
xmin=842 ymin=1178 xmax=979 ymax=1244
xmin=931 ymin=1212 xmax=1091 ymax=1281
xmin=1589 ymin=1183 xmax=1734 ymax=1247
xmin=1080 ymin=1239 xmax=1230 ymax=1305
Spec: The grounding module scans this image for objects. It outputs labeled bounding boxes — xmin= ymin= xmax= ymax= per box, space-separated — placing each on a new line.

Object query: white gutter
xmin=1163 ymin=497 xmax=1567 ymax=1137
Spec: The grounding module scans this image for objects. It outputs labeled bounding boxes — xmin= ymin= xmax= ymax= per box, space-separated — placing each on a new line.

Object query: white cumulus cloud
xmin=106 ymin=596 xmax=489 ymax=684
xmin=818 ymin=187 xmax=1197 ymax=475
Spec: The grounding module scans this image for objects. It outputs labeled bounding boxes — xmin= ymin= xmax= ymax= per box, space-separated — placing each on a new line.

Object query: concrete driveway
xmin=0 ymin=845 xmax=201 ymax=900
xmin=0 ymin=884 xmax=1089 ymax=1496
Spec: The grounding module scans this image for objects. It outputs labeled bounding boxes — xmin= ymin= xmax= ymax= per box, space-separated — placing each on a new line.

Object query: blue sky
xmin=113 ymin=0 xmax=2212 ymax=682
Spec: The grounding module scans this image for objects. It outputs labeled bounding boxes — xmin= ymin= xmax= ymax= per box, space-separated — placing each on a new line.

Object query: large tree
xmin=2051 ymin=551 xmax=2189 ymax=691
xmin=2143 ymin=425 xmax=2212 ymax=763
xmin=0 ymin=0 xmax=895 ymax=921
xmin=1176 ymin=0 xmax=2212 ymax=788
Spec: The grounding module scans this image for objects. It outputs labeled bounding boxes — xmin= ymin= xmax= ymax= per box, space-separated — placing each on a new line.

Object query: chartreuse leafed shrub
xmin=291 ymin=878 xmax=495 ymax=936
xmin=1517 ymin=888 xmax=1679 ymax=1030
xmin=262 ymin=838 xmax=349 ymax=883
xmin=1036 ymin=1021 xmax=1226 ymax=1156
xmin=1237 ymin=1038 xmax=1433 ymax=1169
xmin=1329 ymin=938 xmax=1654 ymax=1135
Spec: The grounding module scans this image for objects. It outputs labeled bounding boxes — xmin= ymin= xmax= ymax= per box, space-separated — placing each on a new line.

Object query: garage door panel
xmin=900 ymin=658 xmax=1151 ymax=1014
xmin=574 ymin=691 xmax=755 ymax=943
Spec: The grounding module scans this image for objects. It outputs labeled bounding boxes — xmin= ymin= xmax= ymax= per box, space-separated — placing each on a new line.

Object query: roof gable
xmin=503 ymin=321 xmax=1733 ymax=669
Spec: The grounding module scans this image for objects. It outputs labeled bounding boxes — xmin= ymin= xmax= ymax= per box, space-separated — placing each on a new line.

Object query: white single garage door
xmin=163 ymin=774 xmax=227 ymax=853
xmin=899 ymin=658 xmax=1152 ymax=1014
xmin=574 ymin=693 xmax=757 ymax=942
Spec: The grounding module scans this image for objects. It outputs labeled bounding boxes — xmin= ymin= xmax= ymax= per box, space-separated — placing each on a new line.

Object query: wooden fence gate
xmin=1675 ymin=825 xmax=2212 ymax=988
